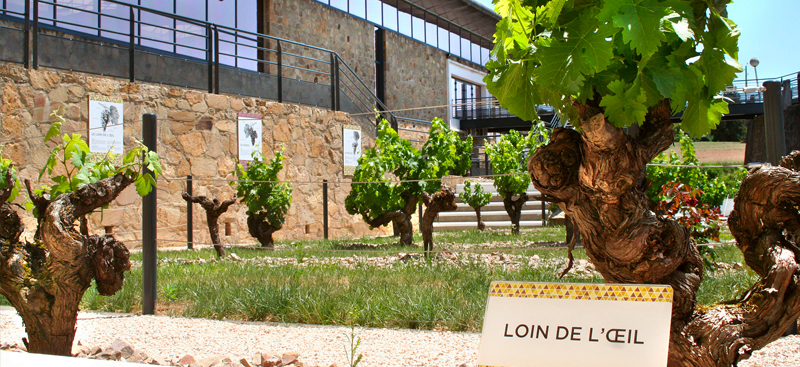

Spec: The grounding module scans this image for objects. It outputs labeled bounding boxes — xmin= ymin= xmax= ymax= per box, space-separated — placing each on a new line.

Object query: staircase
xmin=433 ymin=182 xmax=549 ymax=232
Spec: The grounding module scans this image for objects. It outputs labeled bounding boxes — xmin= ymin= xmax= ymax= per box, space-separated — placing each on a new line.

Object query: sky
xmin=473 ymin=0 xmax=800 ymax=82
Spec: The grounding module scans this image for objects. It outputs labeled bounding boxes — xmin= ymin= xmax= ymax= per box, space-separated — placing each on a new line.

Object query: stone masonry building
xmin=0 ymin=0 xmax=499 ymax=247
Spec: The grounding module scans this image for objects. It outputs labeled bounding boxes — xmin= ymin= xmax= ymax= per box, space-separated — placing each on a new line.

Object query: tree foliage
xmin=0 ymin=111 xmax=161 ymax=356
xmin=486 ymin=121 xmax=549 ymax=198
xmin=460 ymin=180 xmax=492 ymax=231
xmin=485 ymin=121 xmax=549 ymax=234
xmin=233 ymin=149 xmax=292 ymax=247
xmin=345 ymin=118 xmax=472 ymax=244
xmin=486 ymin=0 xmax=740 ymax=137
xmin=460 ymin=180 xmax=492 ymax=211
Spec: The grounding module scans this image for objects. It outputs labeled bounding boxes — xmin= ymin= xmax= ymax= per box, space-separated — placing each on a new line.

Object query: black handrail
xmin=5 ymin=0 xmax=394 ymax=128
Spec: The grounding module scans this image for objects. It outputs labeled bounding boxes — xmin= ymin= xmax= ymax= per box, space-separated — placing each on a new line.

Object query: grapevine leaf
xmin=681 ymin=97 xmax=728 ymax=137
xmin=485 ymin=59 xmax=541 ymax=122
xmin=699 ymin=49 xmax=741 ymax=97
xmin=597 ymin=0 xmax=671 ymax=56
xmin=534 ymin=18 xmax=615 ymax=91
xmin=599 ymin=79 xmax=648 ymax=128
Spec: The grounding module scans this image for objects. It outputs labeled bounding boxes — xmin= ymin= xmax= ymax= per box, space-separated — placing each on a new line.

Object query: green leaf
xmin=535 ymin=18 xmax=615 ymax=91
xmin=599 ymin=79 xmax=648 ymax=127
xmin=485 ymin=60 xmax=541 ymax=122
xmin=45 ymin=120 xmax=63 ymax=142
xmin=680 ymin=97 xmax=728 ymax=137
xmin=597 ymin=0 xmax=672 ymax=56
xmin=698 ymin=48 xmax=741 ymax=96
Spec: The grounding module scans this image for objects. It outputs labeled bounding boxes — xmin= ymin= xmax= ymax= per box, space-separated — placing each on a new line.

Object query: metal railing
xmin=0 ymin=0 xmax=395 ymax=128
xmin=725 ymin=73 xmax=800 ymax=104
xmin=451 ymin=97 xmax=555 ymax=121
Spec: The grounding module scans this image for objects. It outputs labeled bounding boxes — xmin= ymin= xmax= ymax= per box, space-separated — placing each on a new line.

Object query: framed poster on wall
xmin=88 ymin=94 xmax=124 ymax=154
xmin=343 ymin=124 xmax=362 ymax=176
xmin=238 ymin=112 xmax=262 ymax=163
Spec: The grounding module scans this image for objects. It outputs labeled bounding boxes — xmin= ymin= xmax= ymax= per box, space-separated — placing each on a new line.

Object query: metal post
xmin=33 ymin=0 xmax=38 ymax=69
xmin=277 ymin=41 xmax=283 ymax=103
xmin=129 ymin=7 xmax=135 ymax=82
xmin=541 ymin=198 xmax=546 ymax=226
xmin=323 ymin=179 xmax=328 ymax=240
xmin=214 ymin=26 xmax=220 ymax=94
xmin=206 ymin=24 xmax=213 ymax=93
xmin=418 ymin=201 xmax=423 ymax=229
xmin=23 ymin=0 xmax=29 ymax=68
xmin=187 ymin=174 xmax=193 ymax=250
xmin=142 ymin=113 xmax=158 ymax=315
xmin=763 ymin=81 xmax=786 ymax=166
xmin=330 ymin=53 xmax=339 ymax=111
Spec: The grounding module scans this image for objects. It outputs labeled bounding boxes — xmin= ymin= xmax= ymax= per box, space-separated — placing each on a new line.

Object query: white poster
xmin=88 ymin=95 xmax=124 ymax=154
xmin=343 ymin=125 xmax=362 ymax=170
xmin=477 ymin=281 xmax=673 ymax=367
xmin=238 ymin=113 xmax=262 ymax=162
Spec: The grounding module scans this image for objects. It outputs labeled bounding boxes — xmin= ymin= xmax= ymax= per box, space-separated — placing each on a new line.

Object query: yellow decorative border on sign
xmin=488 ymin=282 xmax=673 ymax=303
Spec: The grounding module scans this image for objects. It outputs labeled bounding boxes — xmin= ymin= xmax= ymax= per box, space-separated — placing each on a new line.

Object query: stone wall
xmin=264 ymin=0 xmax=375 ymax=90
xmin=384 ymin=31 xmax=449 ymax=124
xmin=0 ymin=62 xmax=390 ymax=248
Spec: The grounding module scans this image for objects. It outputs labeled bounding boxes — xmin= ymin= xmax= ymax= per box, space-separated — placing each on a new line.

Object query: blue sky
xmin=473 ymin=0 xmax=800 ymax=81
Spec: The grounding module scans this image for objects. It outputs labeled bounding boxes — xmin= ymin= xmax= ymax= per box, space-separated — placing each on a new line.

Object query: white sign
xmin=88 ymin=95 xmax=124 ymax=154
xmin=477 ymin=281 xmax=673 ymax=367
xmin=343 ymin=125 xmax=362 ymax=175
xmin=238 ymin=113 xmax=262 ymax=161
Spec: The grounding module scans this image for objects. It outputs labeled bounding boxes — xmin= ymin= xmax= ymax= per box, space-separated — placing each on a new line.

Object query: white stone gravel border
xmin=2 ymin=306 xmax=799 ymax=366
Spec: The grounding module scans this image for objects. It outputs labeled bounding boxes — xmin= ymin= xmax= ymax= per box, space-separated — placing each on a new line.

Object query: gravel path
xmin=0 ymin=307 xmax=479 ymax=366
xmin=3 ymin=306 xmax=800 ymax=366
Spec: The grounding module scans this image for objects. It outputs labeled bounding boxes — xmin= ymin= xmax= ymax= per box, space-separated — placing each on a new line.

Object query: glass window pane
xmin=366 ymin=0 xmax=381 ymax=24
xmin=348 ymin=0 xmax=364 ymax=18
xmin=37 ymin=0 xmax=55 ymax=25
xmin=411 ymin=15 xmax=424 ymax=41
xmin=398 ymin=11 xmax=410 ymax=37
xmin=175 ymin=21 xmax=206 ymax=59
xmin=461 ymin=38 xmax=470 ymax=60
xmin=100 ymin=0 xmax=137 ymax=42
xmin=382 ymin=4 xmax=396 ymax=31
xmin=449 ymin=31 xmax=460 ymax=57
xmin=4 ymin=0 xmax=26 ymax=16
xmin=207 ymin=0 xmax=234 ymax=28
xmin=426 ymin=21 xmax=437 ymax=48
xmin=139 ymin=0 xmax=174 ymax=52
xmin=237 ymin=34 xmax=258 ymax=70
xmin=236 ymin=0 xmax=258 ymax=70
xmin=217 ymin=30 xmax=236 ymax=66
xmin=472 ymin=43 xmax=480 ymax=63
xmin=330 ymin=0 xmax=347 ymax=12
xmin=56 ymin=0 xmax=98 ymax=35
xmin=175 ymin=0 xmax=205 ymax=21
xmin=437 ymin=26 xmax=448 ymax=52
xmin=482 ymin=47 xmax=490 ymax=65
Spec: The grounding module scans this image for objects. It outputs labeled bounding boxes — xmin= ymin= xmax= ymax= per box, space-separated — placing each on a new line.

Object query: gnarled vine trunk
xmin=528 ymin=98 xmax=800 ymax=367
xmin=247 ymin=212 xmax=281 ymax=248
xmin=363 ymin=192 xmax=418 ymax=246
xmin=0 ymin=173 xmax=134 ymax=356
xmin=420 ymin=186 xmax=458 ymax=253
xmin=502 ymin=193 xmax=528 ymax=235
xmin=474 ymin=207 xmax=486 ymax=231
xmin=182 ymin=192 xmax=236 ymax=257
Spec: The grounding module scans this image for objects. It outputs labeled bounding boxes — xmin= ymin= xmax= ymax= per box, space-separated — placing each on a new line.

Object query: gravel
xmin=0 ymin=306 xmax=479 ymax=366
xmin=2 ymin=306 xmax=800 ymax=366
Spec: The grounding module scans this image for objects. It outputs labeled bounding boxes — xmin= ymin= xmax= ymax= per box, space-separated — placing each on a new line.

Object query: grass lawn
xmin=41 ymin=227 xmax=755 ymax=332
